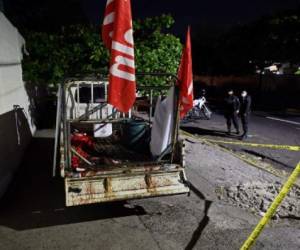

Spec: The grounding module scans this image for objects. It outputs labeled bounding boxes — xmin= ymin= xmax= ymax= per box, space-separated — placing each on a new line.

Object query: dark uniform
xmin=224 ymin=95 xmax=240 ymax=134
xmin=240 ymin=95 xmax=251 ymax=138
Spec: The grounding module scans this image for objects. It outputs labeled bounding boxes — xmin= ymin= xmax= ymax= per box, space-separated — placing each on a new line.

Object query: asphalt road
xmin=0 ymin=133 xmax=299 ymax=249
xmin=181 ymin=111 xmax=300 ymax=171
xmin=0 ymin=138 xmax=207 ymax=250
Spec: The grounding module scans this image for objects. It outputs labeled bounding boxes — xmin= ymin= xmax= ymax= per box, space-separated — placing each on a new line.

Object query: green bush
xmin=22 ymin=14 xmax=182 ymax=88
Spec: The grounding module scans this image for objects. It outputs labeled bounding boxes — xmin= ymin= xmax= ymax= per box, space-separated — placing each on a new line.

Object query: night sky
xmin=83 ymin=0 xmax=300 ymax=34
xmin=3 ymin=0 xmax=300 ymax=35
xmin=3 ymin=0 xmax=300 ymax=74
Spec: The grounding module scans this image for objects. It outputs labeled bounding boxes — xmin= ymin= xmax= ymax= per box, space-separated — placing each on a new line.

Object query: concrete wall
xmin=0 ymin=11 xmax=35 ymax=197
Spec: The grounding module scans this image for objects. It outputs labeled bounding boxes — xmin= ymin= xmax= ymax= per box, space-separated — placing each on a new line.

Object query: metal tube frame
xmin=60 ymin=72 xmax=180 ymax=171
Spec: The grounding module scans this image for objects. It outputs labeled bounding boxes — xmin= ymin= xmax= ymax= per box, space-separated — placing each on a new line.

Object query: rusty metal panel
xmin=65 ymin=169 xmax=189 ymax=206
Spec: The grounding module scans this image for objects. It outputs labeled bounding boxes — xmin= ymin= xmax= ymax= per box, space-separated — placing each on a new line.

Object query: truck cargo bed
xmin=93 ymin=136 xmax=151 ymax=163
xmin=55 ymin=76 xmax=189 ymax=206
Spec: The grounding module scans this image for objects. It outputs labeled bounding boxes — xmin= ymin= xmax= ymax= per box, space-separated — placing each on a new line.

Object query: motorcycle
xmin=183 ymin=96 xmax=212 ymax=121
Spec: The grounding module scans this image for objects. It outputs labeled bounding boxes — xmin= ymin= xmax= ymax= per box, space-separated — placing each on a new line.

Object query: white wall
xmin=0 ymin=11 xmax=24 ymax=64
xmin=0 ymin=11 xmax=35 ymax=133
xmin=0 ymin=11 xmax=35 ymax=197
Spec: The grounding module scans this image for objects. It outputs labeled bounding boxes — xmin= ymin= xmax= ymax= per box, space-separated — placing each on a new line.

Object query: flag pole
xmin=171 ymin=84 xmax=181 ymax=163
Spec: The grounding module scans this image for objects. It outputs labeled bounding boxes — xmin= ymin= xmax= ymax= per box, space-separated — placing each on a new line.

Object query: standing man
xmin=240 ymin=90 xmax=251 ymax=140
xmin=224 ymin=90 xmax=240 ymax=135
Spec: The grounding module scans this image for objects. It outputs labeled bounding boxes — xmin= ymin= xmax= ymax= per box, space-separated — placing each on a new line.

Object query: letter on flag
xmin=177 ymin=27 xmax=193 ymax=119
xmin=102 ymin=0 xmax=136 ymax=113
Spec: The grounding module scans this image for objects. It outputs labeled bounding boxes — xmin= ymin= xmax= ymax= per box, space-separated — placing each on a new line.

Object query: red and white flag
xmin=102 ymin=0 xmax=136 ymax=113
xmin=102 ymin=0 xmax=115 ymax=49
xmin=177 ymin=27 xmax=193 ymax=119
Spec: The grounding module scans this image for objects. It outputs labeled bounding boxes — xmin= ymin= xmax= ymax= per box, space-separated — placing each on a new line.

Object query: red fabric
xmin=71 ymin=133 xmax=93 ymax=170
xmin=102 ymin=0 xmax=136 ymax=113
xmin=71 ymin=133 xmax=93 ymax=148
xmin=177 ymin=27 xmax=194 ymax=119
xmin=102 ymin=0 xmax=115 ymax=49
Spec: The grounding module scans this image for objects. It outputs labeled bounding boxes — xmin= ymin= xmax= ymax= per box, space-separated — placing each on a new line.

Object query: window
xmin=75 ymin=85 xmax=106 ymax=103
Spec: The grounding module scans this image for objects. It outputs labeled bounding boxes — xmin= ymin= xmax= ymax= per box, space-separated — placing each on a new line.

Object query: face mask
xmin=241 ymin=93 xmax=246 ymax=97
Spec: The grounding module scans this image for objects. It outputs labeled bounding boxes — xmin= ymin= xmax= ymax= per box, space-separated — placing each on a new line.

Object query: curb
xmin=180 ymin=130 xmax=300 ymax=188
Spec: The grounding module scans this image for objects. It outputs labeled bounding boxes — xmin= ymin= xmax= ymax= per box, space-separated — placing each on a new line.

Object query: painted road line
xmin=266 ymin=116 xmax=300 ymax=126
xmin=240 ymin=161 xmax=300 ymax=250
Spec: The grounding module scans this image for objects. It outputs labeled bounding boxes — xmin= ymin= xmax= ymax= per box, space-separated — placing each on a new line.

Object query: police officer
xmin=240 ymin=90 xmax=251 ymax=140
xmin=224 ymin=90 xmax=240 ymax=135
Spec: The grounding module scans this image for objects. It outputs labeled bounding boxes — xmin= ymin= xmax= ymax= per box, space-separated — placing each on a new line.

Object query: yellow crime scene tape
xmin=206 ymin=139 xmax=300 ymax=151
xmin=240 ymin=161 xmax=300 ymax=250
xmin=179 ymin=130 xmax=300 ymax=249
xmin=180 ymin=130 xmax=295 ymax=181
xmin=180 ymin=129 xmax=300 ymax=151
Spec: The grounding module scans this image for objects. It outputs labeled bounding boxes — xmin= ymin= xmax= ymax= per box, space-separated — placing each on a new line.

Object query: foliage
xmin=133 ymin=14 xmax=182 ymax=88
xmin=22 ymin=14 xmax=182 ymax=88
xmin=22 ymin=24 xmax=109 ymax=86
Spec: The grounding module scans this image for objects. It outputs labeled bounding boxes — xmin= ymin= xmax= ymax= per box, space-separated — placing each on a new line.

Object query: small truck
xmin=53 ymin=73 xmax=189 ymax=206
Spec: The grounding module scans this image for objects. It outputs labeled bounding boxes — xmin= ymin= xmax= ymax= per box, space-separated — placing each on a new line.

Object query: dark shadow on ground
xmin=242 ymin=149 xmax=294 ymax=169
xmin=181 ymin=117 xmax=211 ymax=123
xmin=181 ymin=126 xmax=240 ymax=139
xmin=184 ymin=182 xmax=212 ymax=250
xmin=0 ymin=138 xmax=146 ymax=231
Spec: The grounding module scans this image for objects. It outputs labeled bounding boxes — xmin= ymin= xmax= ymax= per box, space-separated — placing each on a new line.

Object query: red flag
xmin=102 ymin=0 xmax=115 ymax=49
xmin=177 ymin=27 xmax=193 ymax=119
xmin=102 ymin=0 xmax=136 ymax=113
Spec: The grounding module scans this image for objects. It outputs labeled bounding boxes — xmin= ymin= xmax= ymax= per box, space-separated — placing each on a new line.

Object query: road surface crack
xmin=136 ymin=214 xmax=163 ymax=250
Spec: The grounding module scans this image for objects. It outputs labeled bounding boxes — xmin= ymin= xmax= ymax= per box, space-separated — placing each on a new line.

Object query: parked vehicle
xmin=183 ymin=96 xmax=212 ymax=121
xmin=53 ymin=73 xmax=189 ymax=206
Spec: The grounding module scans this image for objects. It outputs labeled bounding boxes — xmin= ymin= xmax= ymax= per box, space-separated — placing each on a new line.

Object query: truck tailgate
xmin=65 ymin=167 xmax=189 ymax=206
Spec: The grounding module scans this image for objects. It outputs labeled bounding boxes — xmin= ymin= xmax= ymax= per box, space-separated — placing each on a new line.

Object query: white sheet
xmin=150 ymin=87 xmax=175 ymax=157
